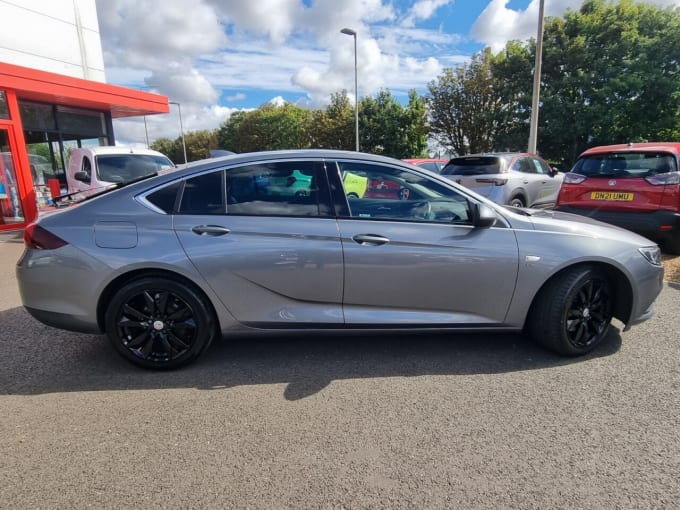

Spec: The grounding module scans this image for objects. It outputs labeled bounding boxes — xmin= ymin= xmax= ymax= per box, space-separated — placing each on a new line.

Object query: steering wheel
xmin=413 ymin=201 xmax=432 ymax=220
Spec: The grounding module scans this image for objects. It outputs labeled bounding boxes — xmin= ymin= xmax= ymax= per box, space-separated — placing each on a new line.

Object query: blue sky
xmin=95 ymin=0 xmax=677 ymax=145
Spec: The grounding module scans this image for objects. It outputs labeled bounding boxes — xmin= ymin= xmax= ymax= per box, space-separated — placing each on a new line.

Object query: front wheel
xmin=104 ymin=277 xmax=216 ymax=369
xmin=528 ymin=266 xmax=613 ymax=356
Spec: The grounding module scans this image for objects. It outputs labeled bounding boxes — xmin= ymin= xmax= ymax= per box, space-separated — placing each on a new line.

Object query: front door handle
xmin=352 ymin=234 xmax=390 ymax=246
xmin=192 ymin=225 xmax=231 ymax=236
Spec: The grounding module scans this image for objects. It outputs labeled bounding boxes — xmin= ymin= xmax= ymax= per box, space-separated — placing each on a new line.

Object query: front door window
xmin=0 ymin=129 xmax=25 ymax=225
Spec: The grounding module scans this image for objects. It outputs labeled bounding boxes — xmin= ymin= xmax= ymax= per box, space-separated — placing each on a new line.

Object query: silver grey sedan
xmin=17 ymin=150 xmax=663 ymax=369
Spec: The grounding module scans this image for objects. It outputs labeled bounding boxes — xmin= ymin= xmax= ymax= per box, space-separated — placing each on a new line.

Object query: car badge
xmin=609 ymin=179 xmax=616 ymax=186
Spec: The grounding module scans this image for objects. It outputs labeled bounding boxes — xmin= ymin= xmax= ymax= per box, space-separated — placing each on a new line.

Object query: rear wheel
xmin=104 ymin=277 xmax=216 ymax=369
xmin=528 ymin=266 xmax=613 ymax=356
xmin=509 ymin=196 xmax=525 ymax=208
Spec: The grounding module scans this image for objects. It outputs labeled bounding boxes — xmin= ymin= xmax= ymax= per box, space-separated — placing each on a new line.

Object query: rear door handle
xmin=352 ymin=234 xmax=390 ymax=246
xmin=192 ymin=225 xmax=231 ymax=236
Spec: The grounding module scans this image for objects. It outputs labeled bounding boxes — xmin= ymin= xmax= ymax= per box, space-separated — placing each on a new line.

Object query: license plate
xmin=590 ymin=191 xmax=634 ymax=201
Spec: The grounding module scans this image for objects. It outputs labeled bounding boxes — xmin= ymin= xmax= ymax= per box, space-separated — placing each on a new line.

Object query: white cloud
xmin=471 ymin=0 xmax=583 ymax=52
xmin=402 ymin=0 xmax=453 ymax=27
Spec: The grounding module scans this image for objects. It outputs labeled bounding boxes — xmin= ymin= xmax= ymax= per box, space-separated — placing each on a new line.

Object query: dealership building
xmin=0 ymin=0 xmax=168 ymax=230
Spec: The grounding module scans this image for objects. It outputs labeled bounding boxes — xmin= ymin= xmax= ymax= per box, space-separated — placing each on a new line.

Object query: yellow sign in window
xmin=591 ymin=191 xmax=634 ymax=201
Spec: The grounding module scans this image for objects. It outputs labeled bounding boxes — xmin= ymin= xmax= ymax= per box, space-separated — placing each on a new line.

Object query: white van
xmin=66 ymin=146 xmax=175 ymax=198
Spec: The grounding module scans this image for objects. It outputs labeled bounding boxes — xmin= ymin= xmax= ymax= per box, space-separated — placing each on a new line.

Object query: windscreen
xmin=441 ymin=156 xmax=503 ymax=176
xmin=96 ymin=154 xmax=175 ymax=183
xmin=571 ymin=152 xmax=677 ymax=178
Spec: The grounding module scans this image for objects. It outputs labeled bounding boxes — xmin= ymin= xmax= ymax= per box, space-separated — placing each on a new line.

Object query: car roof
xmin=83 ymin=146 xmax=171 ymax=158
xmin=402 ymin=158 xmax=448 ymax=163
xmin=446 ymin=152 xmax=539 ymax=164
xmin=151 ymin=149 xmax=426 ymax=185
xmin=580 ymin=142 xmax=680 ymax=157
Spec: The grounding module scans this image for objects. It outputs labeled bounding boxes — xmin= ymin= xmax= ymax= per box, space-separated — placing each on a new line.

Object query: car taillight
xmin=563 ymin=173 xmax=587 ymax=184
xmin=645 ymin=171 xmax=680 ymax=186
xmin=23 ymin=224 xmax=68 ymax=250
xmin=475 ymin=178 xmax=507 ymax=186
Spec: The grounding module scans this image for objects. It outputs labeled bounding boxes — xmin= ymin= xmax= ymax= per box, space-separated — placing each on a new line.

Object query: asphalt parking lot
xmin=1 ymin=232 xmax=679 ymax=509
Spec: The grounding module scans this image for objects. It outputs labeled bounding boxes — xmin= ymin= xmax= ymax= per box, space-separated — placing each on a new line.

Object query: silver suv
xmin=441 ymin=152 xmax=563 ymax=208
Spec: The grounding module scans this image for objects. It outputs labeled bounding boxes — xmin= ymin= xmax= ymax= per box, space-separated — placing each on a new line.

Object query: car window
xmin=145 ymin=181 xmax=181 ymax=213
xmin=511 ymin=157 xmax=534 ymax=173
xmin=572 ymin=152 xmax=678 ymax=178
xmin=441 ymin=156 xmax=502 ymax=176
xmin=226 ymin=161 xmax=327 ymax=217
xmin=179 ymin=170 xmax=225 ymax=215
xmin=419 ymin=162 xmax=442 ymax=172
xmin=336 ymin=161 xmax=471 ymax=224
xmin=530 ymin=158 xmax=549 ymax=174
xmin=96 ymin=154 xmax=173 ymax=183
xmin=81 ymin=157 xmax=92 ymax=181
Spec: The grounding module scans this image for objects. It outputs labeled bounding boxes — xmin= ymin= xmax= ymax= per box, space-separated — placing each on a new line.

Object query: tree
xmin=183 ymin=130 xmax=218 ymax=162
xmin=427 ymin=49 xmax=503 ymax=155
xmin=150 ymin=137 xmax=179 ymax=162
xmin=534 ymin=0 xmax=680 ymax=165
xmin=359 ymin=89 xmax=428 ymax=158
xmin=216 ymin=110 xmax=248 ymax=153
xmin=309 ymin=90 xmax=354 ymax=150
xmin=216 ymin=102 xmax=312 ymax=153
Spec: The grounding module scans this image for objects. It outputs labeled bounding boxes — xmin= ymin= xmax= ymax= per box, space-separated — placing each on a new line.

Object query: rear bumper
xmin=554 ymin=206 xmax=680 ymax=244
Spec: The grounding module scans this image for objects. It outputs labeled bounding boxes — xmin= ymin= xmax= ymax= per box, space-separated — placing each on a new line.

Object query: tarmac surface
xmin=1 ymin=231 xmax=679 ymax=509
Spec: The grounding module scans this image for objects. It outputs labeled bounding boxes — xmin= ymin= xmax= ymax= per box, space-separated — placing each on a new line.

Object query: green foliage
xmin=150 ymin=137 xmax=181 ymax=163
xmin=213 ymin=90 xmax=428 ymax=157
xmin=359 ymin=89 xmax=428 ymax=158
xmin=425 ymin=0 xmax=680 ymax=167
xmin=309 ymin=91 xmax=354 ymax=150
xmin=427 ymin=49 xmax=504 ymax=155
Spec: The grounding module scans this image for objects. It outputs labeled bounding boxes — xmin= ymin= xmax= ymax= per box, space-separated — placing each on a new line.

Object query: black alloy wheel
xmin=529 ymin=266 xmax=613 ymax=356
xmin=105 ymin=277 xmax=215 ymax=369
xmin=563 ymin=276 xmax=612 ymax=349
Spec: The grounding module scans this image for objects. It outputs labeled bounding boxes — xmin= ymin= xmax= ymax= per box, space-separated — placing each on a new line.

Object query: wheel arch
xmin=525 ymin=261 xmax=633 ymax=329
xmin=508 ymin=189 xmax=528 ymax=207
xmin=96 ymin=268 xmax=221 ymax=334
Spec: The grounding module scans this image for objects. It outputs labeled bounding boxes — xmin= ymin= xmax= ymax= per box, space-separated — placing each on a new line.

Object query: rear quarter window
xmin=145 ymin=181 xmax=181 ymax=213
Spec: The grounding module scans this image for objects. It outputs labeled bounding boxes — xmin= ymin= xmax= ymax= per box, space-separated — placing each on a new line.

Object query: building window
xmin=18 ymin=101 xmax=56 ymax=130
xmin=0 ymin=91 xmax=9 ymax=119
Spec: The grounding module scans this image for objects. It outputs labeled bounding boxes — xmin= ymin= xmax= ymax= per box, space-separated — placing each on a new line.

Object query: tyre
xmin=528 ymin=266 xmax=613 ymax=356
xmin=104 ymin=277 xmax=216 ymax=369
xmin=509 ymin=196 xmax=525 ymax=208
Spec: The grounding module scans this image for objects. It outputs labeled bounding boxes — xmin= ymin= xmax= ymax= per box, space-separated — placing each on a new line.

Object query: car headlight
xmin=638 ymin=246 xmax=662 ymax=266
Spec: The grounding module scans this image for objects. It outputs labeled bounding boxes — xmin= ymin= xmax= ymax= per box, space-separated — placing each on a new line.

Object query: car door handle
xmin=352 ymin=234 xmax=390 ymax=246
xmin=192 ymin=225 xmax=231 ymax=236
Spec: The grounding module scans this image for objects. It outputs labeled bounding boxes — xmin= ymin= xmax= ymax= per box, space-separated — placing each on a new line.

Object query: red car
xmin=556 ymin=142 xmax=680 ymax=254
xmin=403 ymin=158 xmax=448 ymax=173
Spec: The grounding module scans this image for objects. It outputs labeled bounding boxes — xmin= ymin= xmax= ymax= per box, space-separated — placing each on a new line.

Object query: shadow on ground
xmin=0 ymin=306 xmax=623 ymax=400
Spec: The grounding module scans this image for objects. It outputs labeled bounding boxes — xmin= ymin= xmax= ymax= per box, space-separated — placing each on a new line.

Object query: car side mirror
xmin=74 ymin=171 xmax=90 ymax=183
xmin=471 ymin=203 xmax=497 ymax=228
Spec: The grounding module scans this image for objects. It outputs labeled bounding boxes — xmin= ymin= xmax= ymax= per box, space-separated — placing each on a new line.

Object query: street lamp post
xmin=341 ymin=27 xmax=359 ymax=152
xmin=169 ymin=101 xmax=188 ymax=165
xmin=528 ymin=0 xmax=545 ymax=154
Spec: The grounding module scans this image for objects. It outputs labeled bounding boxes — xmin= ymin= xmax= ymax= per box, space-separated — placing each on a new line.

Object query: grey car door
xmin=530 ymin=157 xmax=562 ymax=206
xmin=331 ymin=160 xmax=520 ymax=325
xmin=173 ymin=162 xmax=344 ymax=325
